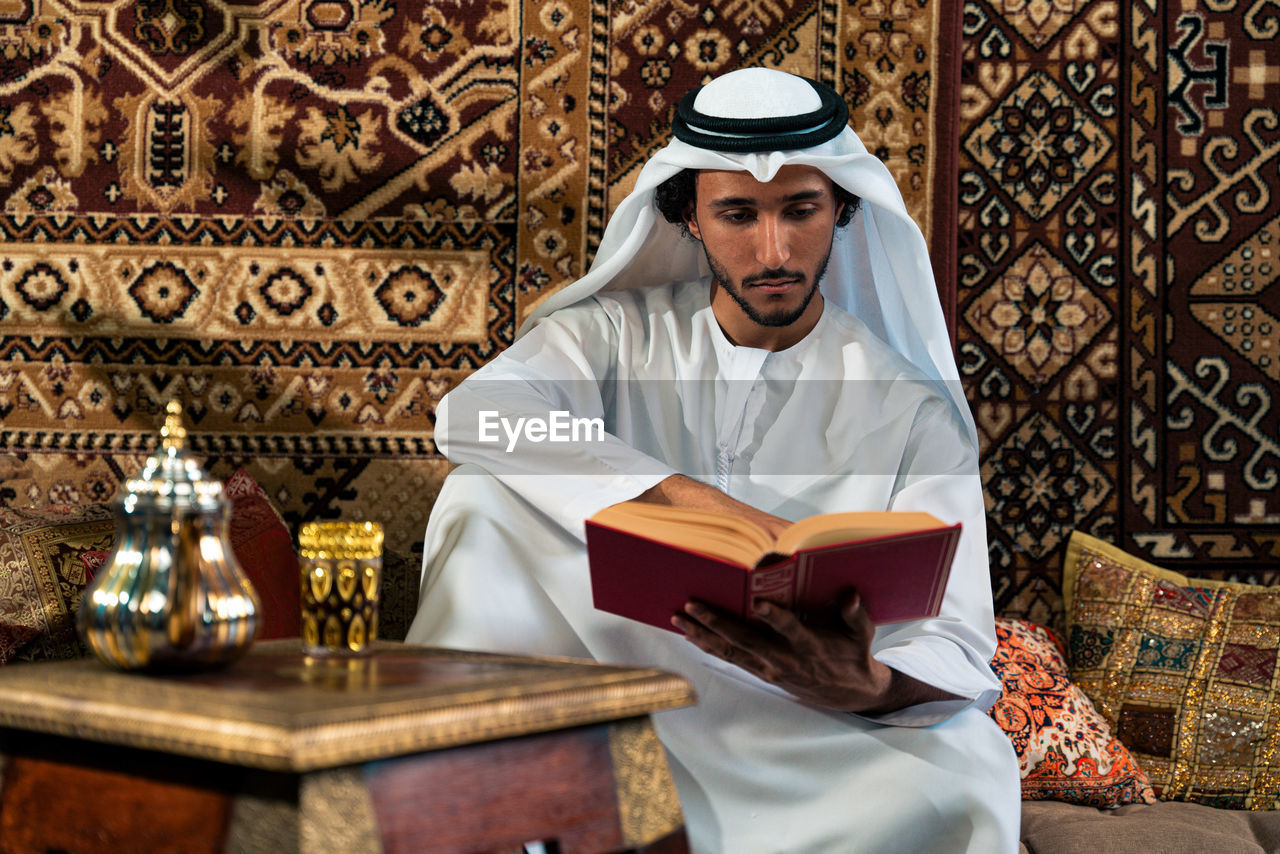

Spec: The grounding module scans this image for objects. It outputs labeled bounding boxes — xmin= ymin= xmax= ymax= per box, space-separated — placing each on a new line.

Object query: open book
xmin=585 ymin=502 xmax=961 ymax=629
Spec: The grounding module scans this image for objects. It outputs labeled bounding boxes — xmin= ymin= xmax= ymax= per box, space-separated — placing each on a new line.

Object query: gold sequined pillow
xmin=0 ymin=504 xmax=115 ymax=664
xmin=1064 ymin=531 xmax=1280 ymax=809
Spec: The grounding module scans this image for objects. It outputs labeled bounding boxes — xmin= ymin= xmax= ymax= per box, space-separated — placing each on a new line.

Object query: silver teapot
xmin=78 ymin=400 xmax=261 ymax=670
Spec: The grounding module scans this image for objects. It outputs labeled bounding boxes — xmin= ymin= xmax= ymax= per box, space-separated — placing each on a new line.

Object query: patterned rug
xmin=0 ymin=1 xmax=959 ymax=561
xmin=959 ymin=0 xmax=1280 ymax=627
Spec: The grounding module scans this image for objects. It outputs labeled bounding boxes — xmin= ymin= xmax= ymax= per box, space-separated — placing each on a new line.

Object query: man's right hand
xmin=630 ymin=474 xmax=792 ymax=539
xmin=672 ymin=592 xmax=961 ymax=715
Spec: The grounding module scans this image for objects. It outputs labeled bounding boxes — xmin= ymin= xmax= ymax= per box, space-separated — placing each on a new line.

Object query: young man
xmin=408 ymin=69 xmax=1020 ymax=852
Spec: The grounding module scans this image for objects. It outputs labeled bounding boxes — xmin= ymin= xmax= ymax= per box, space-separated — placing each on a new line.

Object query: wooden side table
xmin=0 ymin=640 xmax=696 ymax=854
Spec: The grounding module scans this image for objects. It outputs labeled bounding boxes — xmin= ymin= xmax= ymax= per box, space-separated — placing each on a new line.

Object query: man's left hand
xmin=671 ymin=593 xmax=957 ymax=715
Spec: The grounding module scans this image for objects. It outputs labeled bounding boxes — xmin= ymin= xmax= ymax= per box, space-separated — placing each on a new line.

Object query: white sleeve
xmin=435 ymin=299 xmax=677 ymax=537
xmin=857 ymin=395 xmax=1001 ymax=727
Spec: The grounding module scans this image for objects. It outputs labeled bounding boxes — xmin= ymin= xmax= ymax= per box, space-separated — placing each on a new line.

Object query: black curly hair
xmin=653 ymin=169 xmax=861 ymax=235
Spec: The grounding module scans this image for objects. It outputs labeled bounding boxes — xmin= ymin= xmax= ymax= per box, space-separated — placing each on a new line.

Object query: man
xmin=407 ymin=69 xmax=1021 ymax=852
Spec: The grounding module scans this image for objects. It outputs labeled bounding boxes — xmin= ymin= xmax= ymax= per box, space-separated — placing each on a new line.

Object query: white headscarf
xmin=523 ymin=68 xmax=974 ymax=440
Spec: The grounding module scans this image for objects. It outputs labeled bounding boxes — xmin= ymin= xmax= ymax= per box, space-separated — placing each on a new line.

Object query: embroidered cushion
xmin=1065 ymin=530 xmax=1280 ymax=809
xmin=989 ymin=617 xmax=1156 ymax=806
xmin=222 ymin=468 xmax=301 ymax=640
xmin=0 ymin=503 xmax=115 ymax=664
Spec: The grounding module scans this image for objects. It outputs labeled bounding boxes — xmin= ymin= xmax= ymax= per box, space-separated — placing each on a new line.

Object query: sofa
xmin=3 ymin=476 xmax=1278 ymax=853
xmin=1000 ymin=529 xmax=1280 ymax=853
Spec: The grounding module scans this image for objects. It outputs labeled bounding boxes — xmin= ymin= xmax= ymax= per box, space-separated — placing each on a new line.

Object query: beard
xmin=702 ymin=242 xmax=834 ymax=328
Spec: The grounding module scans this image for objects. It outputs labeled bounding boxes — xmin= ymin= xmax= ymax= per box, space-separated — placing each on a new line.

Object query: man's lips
xmin=746 ymin=278 xmax=803 ymax=293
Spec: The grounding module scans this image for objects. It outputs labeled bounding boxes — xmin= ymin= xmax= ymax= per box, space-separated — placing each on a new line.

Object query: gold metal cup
xmin=298 ymin=521 xmax=383 ymax=658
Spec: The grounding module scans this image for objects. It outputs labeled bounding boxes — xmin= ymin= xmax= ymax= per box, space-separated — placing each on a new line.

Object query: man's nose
xmin=756 ymin=215 xmax=791 ymax=269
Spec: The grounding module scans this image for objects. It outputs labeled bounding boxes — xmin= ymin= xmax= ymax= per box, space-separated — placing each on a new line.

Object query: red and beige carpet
xmin=1 ymin=2 xmax=1275 ymax=620
xmin=0 ymin=1 xmax=957 ymax=562
xmin=958 ymin=0 xmax=1280 ymax=623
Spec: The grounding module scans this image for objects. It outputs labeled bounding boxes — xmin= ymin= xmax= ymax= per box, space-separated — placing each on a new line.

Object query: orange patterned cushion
xmin=1065 ymin=531 xmax=1280 ymax=809
xmin=989 ymin=617 xmax=1156 ymax=807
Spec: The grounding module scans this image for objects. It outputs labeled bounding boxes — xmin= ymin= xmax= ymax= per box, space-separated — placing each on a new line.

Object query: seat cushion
xmin=1020 ymin=799 xmax=1280 ymax=854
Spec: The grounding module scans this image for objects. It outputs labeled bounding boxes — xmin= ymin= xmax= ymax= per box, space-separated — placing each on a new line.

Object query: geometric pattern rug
xmin=959 ymin=0 xmax=1280 ymax=627
xmin=1 ymin=1 xmax=960 ymax=562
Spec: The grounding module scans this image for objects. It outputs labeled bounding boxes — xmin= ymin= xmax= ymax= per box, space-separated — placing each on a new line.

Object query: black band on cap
xmin=672 ymin=77 xmax=849 ymax=152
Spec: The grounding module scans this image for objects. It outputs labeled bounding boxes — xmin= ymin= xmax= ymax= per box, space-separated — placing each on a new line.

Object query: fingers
xmin=672 ymin=614 xmax=749 ymax=669
xmin=839 ymin=590 xmax=876 ymax=641
xmin=677 ymin=601 xmax=750 ymax=646
xmin=838 ymin=590 xmax=862 ymax=622
xmin=673 ymin=602 xmax=771 ymax=668
xmin=750 ymin=599 xmax=809 ymax=645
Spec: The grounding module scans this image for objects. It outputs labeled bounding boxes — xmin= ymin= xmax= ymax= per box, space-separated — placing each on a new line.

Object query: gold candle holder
xmin=298 ymin=521 xmax=384 ymax=658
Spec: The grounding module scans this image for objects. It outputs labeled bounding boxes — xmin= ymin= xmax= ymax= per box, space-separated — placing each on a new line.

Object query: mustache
xmin=742 ymin=268 xmax=807 ymax=286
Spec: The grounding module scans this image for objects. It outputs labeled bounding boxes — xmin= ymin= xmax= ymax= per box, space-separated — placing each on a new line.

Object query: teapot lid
xmin=122 ymin=400 xmax=224 ymax=513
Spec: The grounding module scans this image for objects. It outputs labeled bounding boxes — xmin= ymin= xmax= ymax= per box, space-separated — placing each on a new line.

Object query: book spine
xmin=747 ymin=560 xmax=797 ymax=612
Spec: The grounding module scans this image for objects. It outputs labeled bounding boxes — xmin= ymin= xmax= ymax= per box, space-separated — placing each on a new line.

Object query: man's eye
xmin=722 ymin=211 xmax=753 ymax=223
xmin=788 ymin=207 xmax=819 ymax=218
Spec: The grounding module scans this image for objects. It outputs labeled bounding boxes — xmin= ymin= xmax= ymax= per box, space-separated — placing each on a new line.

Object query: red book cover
xmin=586 ymin=513 xmax=960 ymax=631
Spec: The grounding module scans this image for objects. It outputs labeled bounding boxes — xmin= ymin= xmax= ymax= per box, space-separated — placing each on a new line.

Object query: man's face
xmin=684 ymin=165 xmax=842 ymax=349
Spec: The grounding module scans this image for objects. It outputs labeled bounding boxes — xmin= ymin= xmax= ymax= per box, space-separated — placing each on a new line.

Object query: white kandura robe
xmin=407 ymin=280 xmax=1021 ymax=853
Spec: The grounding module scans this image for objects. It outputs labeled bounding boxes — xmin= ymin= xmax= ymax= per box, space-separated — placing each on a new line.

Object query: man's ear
xmin=682 ymin=173 xmax=702 ymax=241
xmin=683 ymin=207 xmax=702 ymax=241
